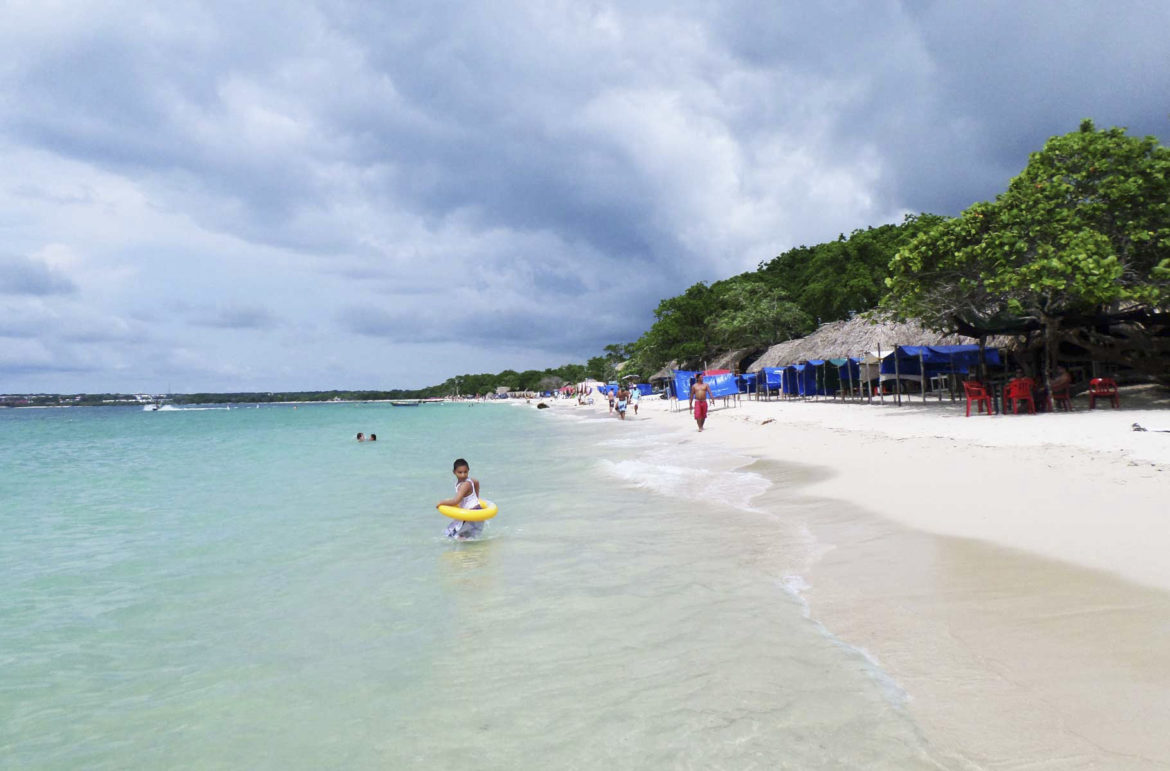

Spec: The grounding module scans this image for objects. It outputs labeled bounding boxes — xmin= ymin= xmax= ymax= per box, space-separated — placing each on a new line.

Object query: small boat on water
xmin=389 ymin=400 xmax=423 ymax=407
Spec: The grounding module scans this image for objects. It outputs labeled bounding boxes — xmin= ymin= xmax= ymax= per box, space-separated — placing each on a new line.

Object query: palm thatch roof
xmin=746 ymin=316 xmax=1011 ymax=370
xmin=706 ymin=347 xmax=760 ymax=373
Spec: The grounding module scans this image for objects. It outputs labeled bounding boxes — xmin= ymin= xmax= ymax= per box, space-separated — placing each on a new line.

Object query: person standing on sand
xmin=616 ymin=385 xmax=629 ymax=420
xmin=630 ymin=385 xmax=641 ymax=415
xmin=689 ymin=374 xmax=714 ymax=432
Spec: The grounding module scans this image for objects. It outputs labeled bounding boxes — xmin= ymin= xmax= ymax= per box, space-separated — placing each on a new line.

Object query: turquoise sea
xmin=1 ymin=402 xmax=947 ymax=769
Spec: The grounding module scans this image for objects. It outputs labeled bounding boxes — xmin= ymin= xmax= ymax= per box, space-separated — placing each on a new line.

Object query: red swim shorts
xmin=693 ymin=400 xmax=708 ymax=420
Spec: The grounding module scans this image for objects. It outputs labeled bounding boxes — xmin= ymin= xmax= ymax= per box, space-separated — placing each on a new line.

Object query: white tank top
xmin=458 ymin=480 xmax=480 ymax=509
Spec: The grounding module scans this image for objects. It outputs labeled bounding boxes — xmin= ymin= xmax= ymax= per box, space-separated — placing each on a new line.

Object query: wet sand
xmin=791 ymin=481 xmax=1170 ymax=769
xmin=537 ymin=392 xmax=1170 ymax=767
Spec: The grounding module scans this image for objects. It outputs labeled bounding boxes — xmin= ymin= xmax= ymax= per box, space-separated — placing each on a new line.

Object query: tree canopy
xmin=886 ymin=120 xmax=1170 ymax=375
xmin=622 ymin=216 xmax=937 ymax=374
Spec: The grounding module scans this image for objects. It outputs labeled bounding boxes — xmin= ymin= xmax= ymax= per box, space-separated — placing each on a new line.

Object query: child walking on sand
xmin=436 ymin=458 xmax=484 ymax=539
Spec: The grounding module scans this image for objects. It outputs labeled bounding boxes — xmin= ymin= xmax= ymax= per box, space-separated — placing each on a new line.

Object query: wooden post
xmin=948 ymin=353 xmax=955 ymax=402
xmin=893 ymin=345 xmax=902 ymax=406
xmin=920 ymin=351 xmax=927 ymax=403
xmin=878 ymin=344 xmax=885 ymax=404
xmin=864 ymin=353 xmax=871 ymax=403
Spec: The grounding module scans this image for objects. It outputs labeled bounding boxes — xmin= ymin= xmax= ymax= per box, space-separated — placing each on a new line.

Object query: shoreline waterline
xmin=540 ymin=392 xmax=1170 ymax=768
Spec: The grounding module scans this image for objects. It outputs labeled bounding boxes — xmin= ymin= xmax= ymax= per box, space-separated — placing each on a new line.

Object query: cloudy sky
xmin=2 ymin=1 xmax=1168 ymax=393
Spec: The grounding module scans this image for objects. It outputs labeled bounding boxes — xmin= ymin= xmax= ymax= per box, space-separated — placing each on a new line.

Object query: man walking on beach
xmin=689 ymin=373 xmax=714 ymax=432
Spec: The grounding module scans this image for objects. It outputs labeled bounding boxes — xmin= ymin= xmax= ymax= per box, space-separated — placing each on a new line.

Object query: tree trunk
xmin=1041 ymin=313 xmax=1059 ymax=376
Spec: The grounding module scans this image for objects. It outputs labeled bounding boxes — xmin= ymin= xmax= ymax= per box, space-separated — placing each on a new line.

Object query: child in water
xmin=436 ymin=458 xmax=484 ymax=539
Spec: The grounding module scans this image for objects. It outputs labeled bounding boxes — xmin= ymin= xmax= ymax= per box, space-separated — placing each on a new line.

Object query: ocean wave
xmin=596 ymin=456 xmax=772 ymax=512
xmin=148 ymin=405 xmax=230 ymax=411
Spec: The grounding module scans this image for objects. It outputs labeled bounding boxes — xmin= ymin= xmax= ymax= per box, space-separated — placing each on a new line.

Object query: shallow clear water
xmin=1 ymin=403 xmax=946 ymax=769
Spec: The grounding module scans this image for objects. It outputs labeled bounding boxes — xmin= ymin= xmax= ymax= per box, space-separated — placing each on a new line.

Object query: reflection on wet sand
xmin=797 ymin=493 xmax=1170 ymax=769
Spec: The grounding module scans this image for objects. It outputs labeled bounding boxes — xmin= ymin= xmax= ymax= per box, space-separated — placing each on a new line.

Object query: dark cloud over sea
xmin=1 ymin=1 xmax=1167 ymax=391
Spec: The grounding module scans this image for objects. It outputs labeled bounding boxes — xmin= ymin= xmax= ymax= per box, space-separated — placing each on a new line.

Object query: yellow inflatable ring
xmin=437 ymin=499 xmax=498 ymax=522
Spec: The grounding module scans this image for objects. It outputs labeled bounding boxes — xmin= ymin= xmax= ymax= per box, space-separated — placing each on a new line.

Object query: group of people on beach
xmin=603 ymin=374 xmax=715 ymax=430
xmin=607 ymin=384 xmax=641 ymax=420
xmin=430 ymin=376 xmax=716 ymax=544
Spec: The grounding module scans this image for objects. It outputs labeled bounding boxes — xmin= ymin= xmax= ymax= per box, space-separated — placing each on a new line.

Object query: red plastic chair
xmin=962 ymin=380 xmax=994 ymax=416
xmin=1004 ymin=378 xmax=1036 ymax=415
xmin=1088 ymin=377 xmax=1120 ymax=409
xmin=1049 ymin=387 xmax=1073 ymax=412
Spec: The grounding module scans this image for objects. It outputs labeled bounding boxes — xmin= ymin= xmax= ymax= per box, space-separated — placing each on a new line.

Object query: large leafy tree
xmin=887 ymin=121 xmax=1170 ymax=374
xmin=625 ymin=282 xmax=722 ymax=372
xmin=711 ymin=280 xmax=810 ymax=349
xmin=760 ymin=215 xmax=944 ymax=324
xmin=621 ymin=216 xmax=935 ymax=374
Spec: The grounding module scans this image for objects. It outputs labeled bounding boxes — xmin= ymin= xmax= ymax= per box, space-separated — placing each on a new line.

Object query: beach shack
xmin=746 ymin=315 xmax=1007 ymax=404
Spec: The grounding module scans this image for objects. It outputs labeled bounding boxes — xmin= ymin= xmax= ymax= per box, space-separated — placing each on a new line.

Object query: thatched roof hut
xmin=745 ymin=316 xmax=1003 ymax=370
xmin=705 ymin=347 xmax=761 ymax=373
xmin=649 ymin=365 xmax=674 ymax=384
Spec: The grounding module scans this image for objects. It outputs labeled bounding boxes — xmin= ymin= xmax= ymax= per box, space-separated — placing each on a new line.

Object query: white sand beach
xmin=546 ymin=388 xmax=1170 ymax=768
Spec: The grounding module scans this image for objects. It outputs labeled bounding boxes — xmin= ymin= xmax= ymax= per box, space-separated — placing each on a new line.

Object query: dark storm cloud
xmin=0 ymin=255 xmax=77 ymax=296
xmin=339 ymin=296 xmax=634 ymax=355
xmin=703 ymin=0 xmax=1170 ymax=216
xmin=3 ymin=1 xmax=1169 ymax=392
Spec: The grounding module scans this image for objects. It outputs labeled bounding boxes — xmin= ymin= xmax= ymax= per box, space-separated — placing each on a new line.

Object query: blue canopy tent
xmin=595 ymin=383 xmax=619 ymax=397
xmin=670 ymin=370 xmax=698 ymax=402
xmin=634 ymin=383 xmax=653 ymax=396
xmin=705 ymin=372 xmax=741 ymax=398
xmin=671 ymin=369 xmax=738 ymax=410
xmin=759 ymin=367 xmax=785 ymax=400
xmin=807 ymin=359 xmax=845 ymax=398
xmin=831 ymin=357 xmax=861 ymax=399
xmin=791 ymin=362 xmax=820 ymax=396
xmin=781 ymin=364 xmax=801 ymax=396
xmin=883 ymin=345 xmax=1001 ymax=375
xmin=737 ymin=372 xmax=758 ymax=395
xmin=881 ymin=345 xmax=1003 ymax=402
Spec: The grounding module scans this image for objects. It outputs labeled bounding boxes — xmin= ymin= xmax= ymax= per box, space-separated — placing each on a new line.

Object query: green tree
xmin=710 ymin=279 xmax=811 ymax=348
xmin=628 ymin=282 xmax=721 ymax=371
xmin=515 ymin=369 xmax=544 ymax=391
xmin=887 ymin=120 xmax=1170 ymax=373
xmin=585 ymin=355 xmax=613 ymax=381
xmin=556 ymin=363 xmax=586 ymax=384
xmin=760 ymin=215 xmax=944 ymax=324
